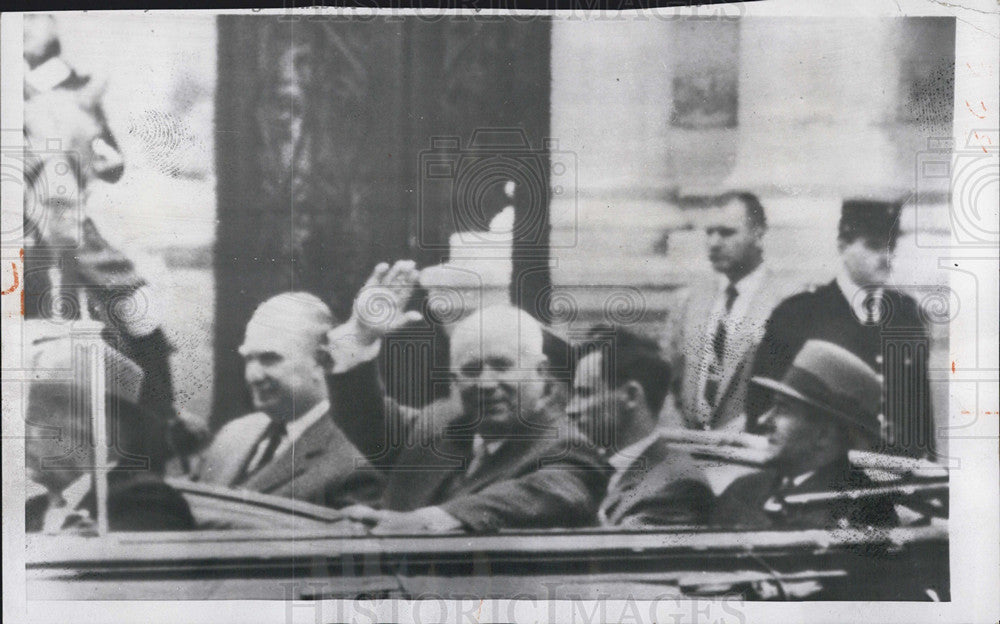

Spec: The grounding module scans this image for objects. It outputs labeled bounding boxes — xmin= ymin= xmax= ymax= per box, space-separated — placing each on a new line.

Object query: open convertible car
xmin=26 ymin=434 xmax=949 ymax=602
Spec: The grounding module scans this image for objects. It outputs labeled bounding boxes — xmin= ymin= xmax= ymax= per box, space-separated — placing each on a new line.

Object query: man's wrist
xmin=416 ymin=506 xmax=463 ymax=532
xmin=326 ymin=318 xmax=382 ymax=374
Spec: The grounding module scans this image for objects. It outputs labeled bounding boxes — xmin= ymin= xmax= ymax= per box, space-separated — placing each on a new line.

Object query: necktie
xmin=244 ymin=420 xmax=287 ymax=478
xmin=465 ymin=437 xmax=492 ymax=480
xmin=704 ymin=284 xmax=739 ymax=408
xmin=862 ymin=289 xmax=880 ymax=325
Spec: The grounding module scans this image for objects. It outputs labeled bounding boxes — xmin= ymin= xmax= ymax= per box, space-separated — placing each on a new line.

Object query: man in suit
xmin=660 ymin=191 xmax=801 ymax=431
xmin=25 ymin=322 xmax=194 ymax=533
xmin=714 ymin=340 xmax=898 ymax=530
xmin=568 ymin=325 xmax=712 ymax=527
xmin=747 ymin=200 xmax=935 ymax=458
xmin=194 ymin=292 xmax=383 ymax=508
xmin=327 ymin=262 xmax=611 ymax=534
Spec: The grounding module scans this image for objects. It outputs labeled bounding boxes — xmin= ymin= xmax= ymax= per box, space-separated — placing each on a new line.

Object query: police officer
xmin=746 ymin=200 xmax=935 ymax=459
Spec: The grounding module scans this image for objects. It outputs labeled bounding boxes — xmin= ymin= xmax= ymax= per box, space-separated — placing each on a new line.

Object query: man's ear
xmin=810 ymin=420 xmax=843 ymax=456
xmin=534 ymin=355 xmax=551 ymax=378
xmin=622 ymin=380 xmax=647 ymax=412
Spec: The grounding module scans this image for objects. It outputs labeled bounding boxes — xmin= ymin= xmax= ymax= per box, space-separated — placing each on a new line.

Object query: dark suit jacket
xmin=713 ymin=458 xmax=898 ymax=530
xmin=26 ymin=471 xmax=194 ymax=533
xmin=747 ymin=280 xmax=935 ymax=458
xmin=329 ymin=361 xmax=611 ymax=532
xmin=195 ymin=408 xmax=384 ymax=509
xmin=601 ymin=438 xmax=713 ymax=527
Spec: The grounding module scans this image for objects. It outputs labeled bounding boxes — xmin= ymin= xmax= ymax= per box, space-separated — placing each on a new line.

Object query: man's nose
xmin=758 ymin=408 xmax=777 ymax=430
xmin=244 ymin=360 xmax=265 ymax=383
xmin=475 ymin=367 xmax=504 ymax=390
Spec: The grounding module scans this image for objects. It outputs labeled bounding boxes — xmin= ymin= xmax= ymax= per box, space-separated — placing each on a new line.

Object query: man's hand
xmin=323 ymin=261 xmax=423 ymax=374
xmin=341 ymin=504 xmax=463 ymax=535
xmin=352 ymin=260 xmax=422 ymax=343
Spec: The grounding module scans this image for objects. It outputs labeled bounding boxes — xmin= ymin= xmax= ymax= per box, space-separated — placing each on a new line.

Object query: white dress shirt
xmin=836 ymin=271 xmax=884 ymax=323
xmin=41 ymin=473 xmax=93 ymax=534
xmin=706 ymin=263 xmax=768 ymax=328
xmin=762 ymin=471 xmax=816 ymax=513
xmin=696 ymin=263 xmax=768 ymax=413
xmin=605 ymin=432 xmax=661 ymax=493
xmin=466 ymin=434 xmax=505 ymax=477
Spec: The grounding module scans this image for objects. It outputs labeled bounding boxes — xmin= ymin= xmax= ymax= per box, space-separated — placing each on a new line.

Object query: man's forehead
xmin=452 ymin=332 xmax=523 ymax=365
xmin=703 ymin=199 xmax=747 ymax=226
xmin=449 ymin=306 xmax=544 ymax=367
xmin=240 ymin=321 xmax=316 ymax=356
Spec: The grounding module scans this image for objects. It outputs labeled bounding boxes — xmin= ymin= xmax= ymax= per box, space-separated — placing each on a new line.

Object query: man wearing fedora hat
xmin=746 ymin=199 xmax=935 ymax=459
xmin=714 ymin=340 xmax=898 ymax=530
xmin=24 ymin=323 xmax=194 ymax=534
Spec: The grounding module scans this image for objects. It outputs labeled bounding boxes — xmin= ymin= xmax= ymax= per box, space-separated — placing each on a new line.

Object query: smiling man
xmin=660 ymin=191 xmax=801 ymax=432
xmin=194 ymin=292 xmax=383 ymax=509
xmin=746 ymin=200 xmax=935 ymax=458
xmin=326 ymin=262 xmax=610 ymax=534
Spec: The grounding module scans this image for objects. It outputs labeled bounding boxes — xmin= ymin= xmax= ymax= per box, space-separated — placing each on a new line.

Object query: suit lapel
xmin=602 ymin=440 xmax=670 ymax=523
xmin=445 ymin=437 xmax=535 ymax=499
xmin=390 ymin=432 xmax=469 ymax=508
xmin=243 ymin=412 xmax=334 ymax=494
xmin=713 ymin=269 xmax=775 ymax=406
xmin=681 ymin=283 xmax=718 ymax=410
xmin=203 ymin=413 xmax=270 ymax=487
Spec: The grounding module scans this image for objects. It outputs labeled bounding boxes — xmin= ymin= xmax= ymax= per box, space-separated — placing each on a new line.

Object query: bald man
xmin=194 ymin=292 xmax=384 ymax=510
xmin=325 ymin=262 xmax=610 ymax=534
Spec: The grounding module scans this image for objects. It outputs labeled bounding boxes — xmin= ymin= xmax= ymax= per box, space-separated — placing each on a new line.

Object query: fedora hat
xmin=751 ymin=340 xmax=881 ymax=440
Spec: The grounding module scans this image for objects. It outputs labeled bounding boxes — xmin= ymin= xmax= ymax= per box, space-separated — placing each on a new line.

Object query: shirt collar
xmin=285 ymin=399 xmax=330 ymax=444
xmin=607 ymin=430 xmax=661 ymax=474
xmin=52 ymin=472 xmax=94 ymax=511
xmin=718 ymin=262 xmax=767 ymax=300
xmin=473 ymin=433 xmax=505 ymax=457
xmin=835 ymin=271 xmax=883 ymax=322
xmin=781 ymin=470 xmax=816 ymax=489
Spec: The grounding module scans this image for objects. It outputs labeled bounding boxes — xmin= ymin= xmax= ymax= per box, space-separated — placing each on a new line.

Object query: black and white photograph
xmin=1 ymin=2 xmax=997 ymax=622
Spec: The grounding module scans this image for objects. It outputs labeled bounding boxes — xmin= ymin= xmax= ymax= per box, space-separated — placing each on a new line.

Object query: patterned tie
xmin=704 ymin=284 xmax=739 ymax=408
